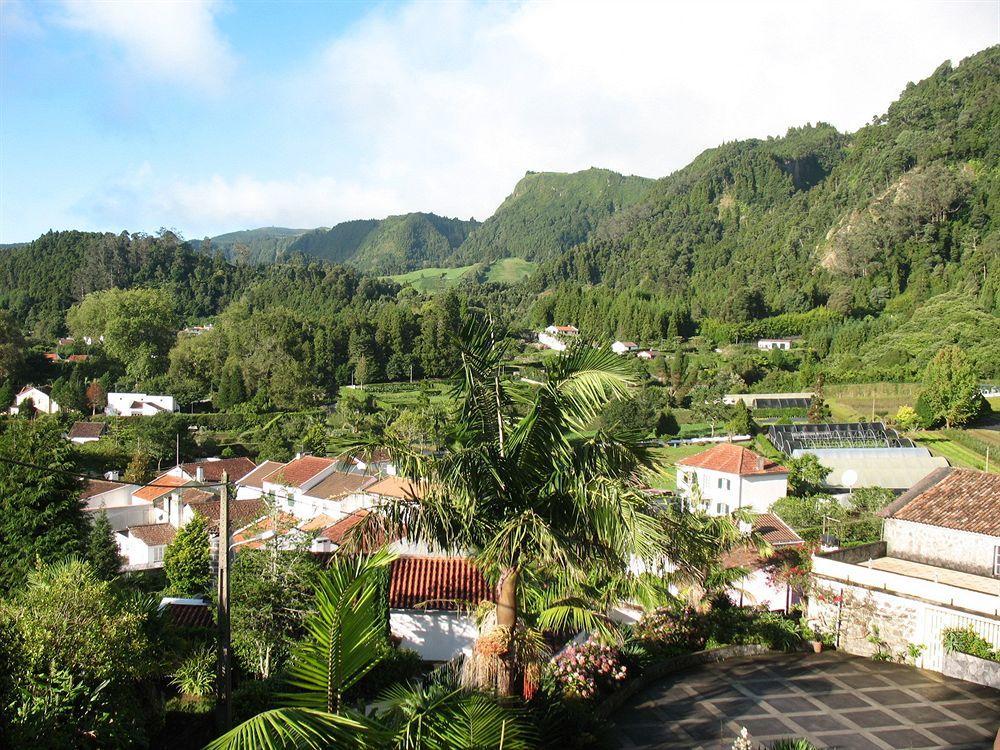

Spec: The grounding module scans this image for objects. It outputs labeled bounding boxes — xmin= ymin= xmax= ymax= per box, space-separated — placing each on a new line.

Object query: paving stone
xmin=856 ymin=688 xmax=920 ymax=706
xmin=787 ymin=713 xmax=852 ymax=732
xmin=705 ymin=696 xmax=765 ymax=717
xmin=890 ymin=704 xmax=956 ymax=725
xmin=870 ymin=728 xmax=940 ymax=748
xmin=839 ymin=708 xmax=901 ymax=729
xmin=762 ymin=695 xmax=820 ymax=714
xmin=836 ymin=673 xmax=892 ymax=689
xmin=925 ymin=722 xmax=993 ymax=745
xmin=814 ymin=692 xmax=872 ymax=710
xmin=910 ymin=683 xmax=973 ymax=702
xmin=811 ymin=732 xmax=886 ymax=750
xmin=736 ymin=717 xmax=799 ymax=739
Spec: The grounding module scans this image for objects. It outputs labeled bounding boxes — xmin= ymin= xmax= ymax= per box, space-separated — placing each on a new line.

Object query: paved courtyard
xmin=611 ymin=652 xmax=999 ymax=749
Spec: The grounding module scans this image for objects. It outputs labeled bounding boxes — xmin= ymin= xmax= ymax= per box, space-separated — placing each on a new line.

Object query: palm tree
xmin=206 ymin=548 xmax=528 ymax=749
xmin=346 ymin=318 xmax=670 ymax=695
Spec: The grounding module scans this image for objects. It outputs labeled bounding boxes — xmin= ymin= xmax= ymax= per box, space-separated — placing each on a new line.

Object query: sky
xmin=1 ymin=0 xmax=997 ymax=243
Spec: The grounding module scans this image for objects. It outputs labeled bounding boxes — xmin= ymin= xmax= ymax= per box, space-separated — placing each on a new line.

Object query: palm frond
xmin=203 ymin=707 xmax=371 ymax=750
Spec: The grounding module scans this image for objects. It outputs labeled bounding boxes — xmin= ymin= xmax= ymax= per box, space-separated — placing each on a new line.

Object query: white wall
xmin=12 ymin=387 xmax=59 ymax=414
xmin=117 ymin=533 xmax=166 ymax=568
xmin=92 ymin=503 xmax=162 ymax=533
xmin=728 ymin=569 xmax=799 ymax=612
xmin=389 ymin=611 xmax=479 ymax=661
xmin=83 ymin=485 xmax=136 ymax=511
xmin=676 ymin=467 xmax=787 ymax=515
xmin=885 ymin=519 xmax=999 ymax=578
xmin=106 ymin=393 xmax=176 ymax=416
xmin=537 ymin=332 xmax=567 ymax=351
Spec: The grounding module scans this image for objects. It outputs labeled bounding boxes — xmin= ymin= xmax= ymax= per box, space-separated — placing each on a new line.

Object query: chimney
xmin=756 ymin=455 xmax=765 ymax=471
xmin=196 ymin=466 xmax=205 ymax=483
xmin=295 ymin=452 xmax=303 ymax=461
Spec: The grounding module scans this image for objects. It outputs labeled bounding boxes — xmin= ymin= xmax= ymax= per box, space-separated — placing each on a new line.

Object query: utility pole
xmin=216 ymin=471 xmax=232 ymax=732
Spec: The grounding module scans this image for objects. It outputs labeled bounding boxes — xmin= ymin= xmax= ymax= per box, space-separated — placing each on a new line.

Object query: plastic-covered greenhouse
xmin=767 ymin=422 xmax=915 ymax=455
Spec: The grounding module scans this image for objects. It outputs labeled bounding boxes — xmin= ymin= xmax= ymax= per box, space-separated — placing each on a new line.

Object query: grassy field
xmin=909 ymin=430 xmax=999 ymax=472
xmin=826 ymin=382 xmax=921 ymax=421
xmin=647 ymin=443 xmax=711 ymax=490
xmin=366 ymin=382 xmax=455 ymax=411
xmin=387 ymin=258 xmax=536 ymax=293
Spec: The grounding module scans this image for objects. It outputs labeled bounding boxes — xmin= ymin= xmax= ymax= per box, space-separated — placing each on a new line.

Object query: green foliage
xmin=919 ymin=344 xmax=985 ymax=428
xmin=0 ymin=308 xmax=25 ymax=381
xmin=170 ymin=645 xmax=216 ymax=697
xmin=725 ymin=401 xmax=756 ymax=436
xmin=785 ymin=453 xmax=829 ymax=496
xmin=215 ymin=360 xmax=247 ymax=409
xmin=893 ymin=405 xmax=920 ymax=431
xmin=942 ymin=627 xmax=1000 ymax=662
xmin=86 ymin=511 xmax=123 ymax=581
xmin=655 ymin=408 xmax=680 ymax=438
xmin=0 ymin=418 xmax=87 ymax=593
xmin=163 ymin=514 xmax=211 ymax=598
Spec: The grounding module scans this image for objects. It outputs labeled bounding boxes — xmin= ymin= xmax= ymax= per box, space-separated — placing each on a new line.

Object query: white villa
xmin=10 ymin=385 xmax=60 ymax=415
xmin=676 ymin=443 xmax=789 ymax=516
xmin=106 ymin=392 xmax=177 ymax=416
xmin=611 ymin=340 xmax=639 ymax=355
xmin=757 ymin=338 xmax=793 ymax=350
xmin=538 ymin=324 xmax=579 ymax=352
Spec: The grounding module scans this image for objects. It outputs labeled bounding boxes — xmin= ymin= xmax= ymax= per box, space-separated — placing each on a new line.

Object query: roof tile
xmin=677 ymin=444 xmax=787 ymax=476
xmin=389 ymin=556 xmax=493 ymax=610
xmin=881 ymin=467 xmax=1000 ymax=536
xmin=263 ymin=456 xmax=335 ymax=489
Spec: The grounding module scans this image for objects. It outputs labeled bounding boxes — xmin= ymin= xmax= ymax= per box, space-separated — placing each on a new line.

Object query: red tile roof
xmin=68 ymin=421 xmax=106 ymax=440
xmin=237 ymin=460 xmax=286 ymax=489
xmin=880 ymin=467 xmax=1000 ymax=536
xmin=389 ymin=556 xmax=493 ymax=610
xmin=129 ymin=523 xmax=176 ymax=546
xmin=263 ymin=456 xmax=335 ymax=488
xmin=179 ymin=457 xmax=257 ymax=483
xmin=721 ymin=513 xmax=804 ymax=569
xmin=81 ymin=478 xmax=121 ymax=499
xmin=133 ymin=473 xmax=188 ymax=502
xmin=306 ymin=471 xmax=377 ymax=500
xmin=367 ymin=476 xmax=425 ymax=500
xmin=187 ymin=498 xmax=266 ymax=533
xmin=231 ymin=511 xmax=299 ymax=548
xmin=318 ymin=510 xmax=369 ymax=544
xmin=677 ymin=444 xmax=787 ymax=476
xmin=162 ymin=601 xmax=213 ymax=628
xmin=67 ymin=354 xmax=90 ymax=362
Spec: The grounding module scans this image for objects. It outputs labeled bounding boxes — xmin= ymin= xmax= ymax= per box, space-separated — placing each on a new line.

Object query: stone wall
xmin=884 ymin=519 xmax=999 ymax=578
xmin=807 ymin=580 xmax=921 ymax=660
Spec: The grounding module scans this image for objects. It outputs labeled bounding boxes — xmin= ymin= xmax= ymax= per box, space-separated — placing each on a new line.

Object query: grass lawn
xmin=367 ymin=382 xmax=455 ymax=411
xmin=909 ymin=430 xmax=999 ymax=472
xmin=647 ymin=443 xmax=709 ymax=491
xmin=826 ymin=382 xmax=921 ymax=421
xmin=485 ymin=257 xmax=536 ymax=283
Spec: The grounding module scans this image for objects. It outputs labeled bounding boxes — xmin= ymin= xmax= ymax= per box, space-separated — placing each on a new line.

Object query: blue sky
xmin=1 ymin=0 xmax=997 ymax=243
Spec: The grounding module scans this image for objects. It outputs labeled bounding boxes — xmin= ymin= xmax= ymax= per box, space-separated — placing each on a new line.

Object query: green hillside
xmin=208 ymin=226 xmax=309 ymax=263
xmin=451 ymin=168 xmax=653 ymax=265
xmin=388 ymin=257 xmax=537 ymax=293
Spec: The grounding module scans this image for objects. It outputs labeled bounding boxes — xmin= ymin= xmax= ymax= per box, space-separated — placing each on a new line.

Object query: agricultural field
xmin=485 ymin=257 xmax=536 ymax=283
xmin=825 ymin=382 xmax=921 ymax=421
xmin=365 ymin=381 xmax=455 ymax=411
xmin=909 ymin=429 xmax=999 ymax=472
xmin=387 ymin=258 xmax=536 ymax=293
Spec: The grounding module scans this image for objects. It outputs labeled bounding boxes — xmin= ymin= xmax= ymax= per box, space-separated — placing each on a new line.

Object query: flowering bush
xmin=633 ymin=606 xmax=706 ymax=655
xmin=545 ymin=638 xmax=628 ymax=699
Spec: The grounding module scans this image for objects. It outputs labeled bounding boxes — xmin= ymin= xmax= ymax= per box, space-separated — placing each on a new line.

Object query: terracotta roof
xmin=231 ymin=511 xmax=299 ymax=548
xmin=677 ymin=444 xmax=787 ymax=476
xmin=880 ymin=467 xmax=1000 ymax=536
xmin=263 ymin=456 xmax=335 ymax=488
xmin=305 ymin=471 xmax=377 ymax=499
xmin=237 ymin=460 xmax=286 ymax=489
xmin=187 ymin=498 xmax=266 ymax=533
xmin=81 ymin=478 xmax=120 ymax=499
xmin=163 ymin=601 xmax=213 ymax=629
xmin=44 ymin=352 xmax=61 ymax=362
xmin=129 ymin=523 xmax=176 ymax=546
xmin=67 ymin=354 xmax=90 ymax=362
xmin=179 ymin=487 xmax=217 ymax=504
xmin=316 ymin=510 xmax=374 ymax=544
xmin=133 ymin=473 xmax=188 ymax=502
xmin=721 ymin=513 xmax=803 ymax=569
xmin=389 ymin=556 xmax=493 ymax=610
xmin=179 ymin=457 xmax=257 ymax=483
xmin=68 ymin=422 xmax=106 ymax=439
xmin=299 ymin=513 xmax=338 ymax=533
xmin=367 ymin=476 xmax=425 ymax=500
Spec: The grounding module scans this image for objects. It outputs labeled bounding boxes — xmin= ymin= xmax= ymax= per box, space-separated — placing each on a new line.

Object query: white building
xmin=106 ymin=392 xmax=177 ymax=416
xmin=10 ymin=385 xmax=59 ymax=415
xmin=611 ymin=340 xmax=639 ymax=355
xmin=117 ymin=523 xmax=175 ymax=569
xmin=544 ymin=324 xmax=578 ymax=336
xmin=724 ymin=513 xmax=805 ymax=612
xmin=538 ymin=325 xmax=579 ymax=352
xmin=676 ymin=443 xmax=788 ymax=516
xmin=809 ymin=468 xmax=1000 ymax=680
xmin=67 ymin=422 xmax=107 ymax=444
xmin=756 ymin=338 xmax=793 ymax=350
xmin=260 ymin=455 xmax=342 ymax=519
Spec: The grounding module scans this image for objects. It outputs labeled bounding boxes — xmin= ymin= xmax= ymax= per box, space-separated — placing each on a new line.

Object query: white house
xmin=106 ymin=392 xmax=177 ymax=416
xmin=260 ymin=455 xmax=341 ymax=519
xmin=117 ymin=523 xmax=175 ymax=569
xmin=235 ymin=460 xmax=287 ymax=500
xmin=388 ymin=556 xmax=491 ymax=662
xmin=676 ymin=443 xmax=788 ymax=516
xmin=809 ymin=468 xmax=1000 ymax=680
xmin=611 ymin=340 xmax=639 ymax=355
xmin=724 ymin=513 xmax=804 ymax=612
xmin=67 ymin=421 xmax=107 ymax=444
xmin=171 ymin=457 xmax=258 ymax=484
xmin=544 ymin=324 xmax=578 ymax=336
xmin=636 ymin=349 xmax=659 ymax=361
xmin=538 ymin=325 xmax=579 ymax=352
xmin=81 ymin=478 xmax=155 ymax=532
xmin=756 ymin=338 xmax=793 ymax=350
xmin=10 ymin=385 xmax=59 ymax=415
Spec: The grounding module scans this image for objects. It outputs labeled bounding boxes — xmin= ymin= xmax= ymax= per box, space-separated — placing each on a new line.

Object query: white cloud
xmin=56 ymin=0 xmax=235 ymax=94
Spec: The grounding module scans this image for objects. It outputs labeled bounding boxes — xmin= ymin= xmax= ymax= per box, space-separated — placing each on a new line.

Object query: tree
xmin=919 ymin=345 xmax=983 ymax=428
xmin=1 ymin=559 xmax=158 ymax=748
xmin=122 ymin=450 xmax=152 ymax=484
xmin=207 ymin=550 xmax=530 ymax=750
xmin=163 ymin=514 xmax=211 ymax=597
xmin=893 ymin=405 xmax=920 ymax=431
xmin=806 ymin=392 xmax=831 ymax=423
xmin=786 ymin=453 xmax=830 ymax=497
xmin=0 ymin=419 xmax=87 ymax=593
xmin=655 ymin=409 xmax=680 ymax=438
xmin=0 ymin=379 xmax=13 ymax=411
xmin=229 ymin=539 xmax=320 ymax=679
xmin=345 ymin=318 xmax=666 ymax=696
xmin=86 ymin=512 xmax=123 ymax=581
xmin=50 ymin=369 xmax=86 ymax=413
xmin=725 ymin=400 xmax=756 ymax=436
xmin=215 ymin=361 xmax=247 ymax=409
xmin=0 ymin=309 xmax=25 ymax=382
xmin=85 ymin=379 xmax=107 ymax=415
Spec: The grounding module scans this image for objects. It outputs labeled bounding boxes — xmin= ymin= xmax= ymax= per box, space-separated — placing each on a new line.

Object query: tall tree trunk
xmin=496 ymin=567 xmax=520 ymax=697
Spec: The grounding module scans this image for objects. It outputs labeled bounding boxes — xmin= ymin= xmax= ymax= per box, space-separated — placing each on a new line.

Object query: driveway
xmin=611 ymin=652 xmax=999 ymax=749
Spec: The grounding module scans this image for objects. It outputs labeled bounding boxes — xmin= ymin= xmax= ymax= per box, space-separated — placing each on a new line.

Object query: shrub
xmin=943 ymin=627 xmax=1000 ymax=662
xmin=170 ymin=645 xmax=215 ymax=698
xmin=544 ymin=638 xmax=628 ymax=700
xmin=703 ymin=604 xmax=802 ymax=651
xmin=633 ymin=606 xmax=706 ymax=656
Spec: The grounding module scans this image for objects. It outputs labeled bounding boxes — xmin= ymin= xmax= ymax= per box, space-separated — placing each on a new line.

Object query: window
xmin=152 ymin=545 xmax=164 ymax=563
xmin=715 ymin=502 xmax=730 ymax=515
xmin=717 ymin=477 xmax=731 ymax=491
xmin=994 ymin=546 xmax=1000 ymax=577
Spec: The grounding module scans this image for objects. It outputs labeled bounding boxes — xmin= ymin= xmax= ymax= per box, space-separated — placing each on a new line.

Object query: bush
xmin=702 ymin=603 xmax=802 ymax=651
xmin=943 ymin=627 xmax=999 ymax=662
xmin=544 ymin=638 xmax=629 ymax=700
xmin=347 ymin=647 xmax=425 ymax=702
xmin=633 ymin=606 xmax=706 ymax=656
xmin=170 ymin=645 xmax=215 ymax=698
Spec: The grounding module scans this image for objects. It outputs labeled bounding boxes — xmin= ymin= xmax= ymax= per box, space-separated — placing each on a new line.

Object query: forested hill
xmin=536 ymin=46 xmax=1000 ymax=324
xmin=211 ymin=213 xmax=479 ymax=273
xmin=449 ymin=168 xmax=653 ymax=265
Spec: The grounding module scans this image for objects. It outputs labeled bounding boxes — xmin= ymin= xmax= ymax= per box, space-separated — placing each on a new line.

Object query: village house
xmin=676 ymin=443 xmax=788 ymax=516
xmin=724 ymin=513 xmax=805 ymax=612
xmin=9 ymin=385 xmax=60 ymax=415
xmin=169 ymin=456 xmax=258 ymax=484
xmin=538 ymin=324 xmax=579 ymax=352
xmin=756 ymin=338 xmax=794 ymax=350
xmin=81 ymin=478 xmax=153 ymax=533
xmin=260 ymin=455 xmax=342 ymax=519
xmin=67 ymin=421 xmax=107 ymax=444
xmin=809 ymin=468 xmax=1000 ymax=680
xmin=106 ymin=392 xmax=177 ymax=416
xmin=235 ymin=460 xmax=287 ymax=500
xmin=611 ymin=340 xmax=639 ymax=355
xmin=119 ymin=522 xmax=176 ymax=569
xmin=636 ymin=349 xmax=659 ymax=360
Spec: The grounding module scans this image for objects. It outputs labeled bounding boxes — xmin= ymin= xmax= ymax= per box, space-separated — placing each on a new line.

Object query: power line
xmin=0 ymin=455 xmax=231 ymax=488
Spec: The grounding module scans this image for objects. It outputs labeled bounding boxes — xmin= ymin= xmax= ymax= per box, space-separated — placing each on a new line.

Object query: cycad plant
xmin=206 ymin=548 xmax=528 ymax=750
xmin=345 ymin=318 xmax=671 ymax=695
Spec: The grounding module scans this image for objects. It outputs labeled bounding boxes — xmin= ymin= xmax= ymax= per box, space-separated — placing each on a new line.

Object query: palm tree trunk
xmin=496 ymin=567 xmax=519 ymax=696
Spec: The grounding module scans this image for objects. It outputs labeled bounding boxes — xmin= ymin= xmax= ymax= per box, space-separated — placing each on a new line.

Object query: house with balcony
xmin=809 ymin=467 xmax=1000 ymax=677
xmin=676 ymin=444 xmax=788 ymax=516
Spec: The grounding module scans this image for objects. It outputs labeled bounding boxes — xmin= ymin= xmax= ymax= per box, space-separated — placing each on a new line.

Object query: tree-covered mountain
xmin=536 ymin=47 xmax=999 ymax=328
xmin=450 ymin=168 xmax=653 ymax=265
xmin=208 ymin=227 xmax=310 ymax=264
